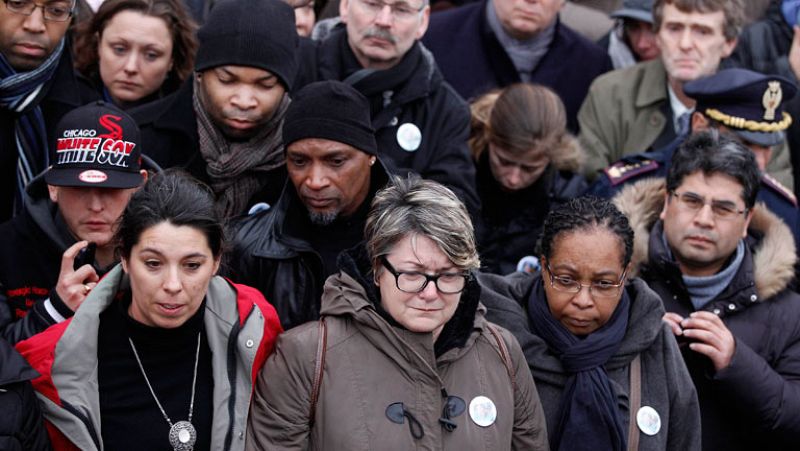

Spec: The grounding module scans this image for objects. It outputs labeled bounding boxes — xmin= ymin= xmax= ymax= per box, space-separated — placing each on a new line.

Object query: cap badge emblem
xmin=763 ymin=81 xmax=783 ymax=121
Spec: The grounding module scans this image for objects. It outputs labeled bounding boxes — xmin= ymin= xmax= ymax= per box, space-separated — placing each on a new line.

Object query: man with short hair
xmin=576 ymin=0 xmax=793 ymax=183
xmin=614 ymin=131 xmax=800 ymax=450
xmin=228 ymin=80 xmax=390 ymax=330
xmin=132 ymin=0 xmax=299 ymax=218
xmin=305 ymin=0 xmax=479 ymax=214
xmin=590 ymin=68 xmax=800 ymax=249
xmin=0 ymin=101 xmax=148 ymax=343
xmin=423 ymin=0 xmax=612 ymax=132
xmin=0 ymin=0 xmax=99 ymax=222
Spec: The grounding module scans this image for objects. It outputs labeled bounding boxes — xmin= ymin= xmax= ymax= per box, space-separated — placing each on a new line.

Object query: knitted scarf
xmin=527 ymin=275 xmax=629 ymax=451
xmin=0 ymin=39 xmax=64 ymax=211
xmin=193 ymin=76 xmax=289 ymax=218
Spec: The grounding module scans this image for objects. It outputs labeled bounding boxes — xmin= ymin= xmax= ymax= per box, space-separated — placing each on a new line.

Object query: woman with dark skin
xmin=478 ymin=196 xmax=701 ymax=451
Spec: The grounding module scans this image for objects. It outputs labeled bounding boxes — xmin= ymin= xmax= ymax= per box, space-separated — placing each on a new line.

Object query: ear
xmin=690 ymin=111 xmax=708 ymax=132
xmin=339 ymin=0 xmax=350 ymax=23
xmin=414 ymin=5 xmax=431 ymax=40
xmin=741 ymin=208 xmax=754 ymax=238
xmin=48 ymin=185 xmax=59 ymax=204
xmin=121 ymin=256 xmax=129 ymax=274
xmin=659 ymin=191 xmax=670 ymax=221
xmin=212 ymin=256 xmax=221 ymax=276
xmin=721 ymin=37 xmax=737 ymax=59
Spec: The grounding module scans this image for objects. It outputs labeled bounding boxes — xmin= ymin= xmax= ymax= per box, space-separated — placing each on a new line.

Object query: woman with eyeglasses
xmin=478 ymin=196 xmax=701 ymax=451
xmin=245 ymin=176 xmax=549 ymax=450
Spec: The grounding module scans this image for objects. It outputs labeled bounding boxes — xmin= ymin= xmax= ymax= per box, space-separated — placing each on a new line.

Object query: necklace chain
xmin=128 ymin=332 xmax=201 ymax=427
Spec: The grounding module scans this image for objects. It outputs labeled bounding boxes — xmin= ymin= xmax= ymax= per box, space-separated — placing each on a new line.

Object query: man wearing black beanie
xmin=131 ymin=0 xmax=300 ymax=218
xmin=227 ymin=81 xmax=391 ymax=331
xmin=300 ymin=0 xmax=479 ymax=215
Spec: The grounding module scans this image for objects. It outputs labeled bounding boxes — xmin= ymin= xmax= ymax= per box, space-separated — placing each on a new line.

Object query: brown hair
xmin=73 ymin=0 xmax=198 ymax=85
xmin=652 ymin=0 xmax=744 ymax=41
xmin=469 ymin=83 xmax=583 ymax=172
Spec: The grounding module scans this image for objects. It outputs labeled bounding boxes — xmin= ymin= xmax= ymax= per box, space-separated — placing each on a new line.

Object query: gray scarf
xmin=193 ymin=76 xmax=289 ymax=218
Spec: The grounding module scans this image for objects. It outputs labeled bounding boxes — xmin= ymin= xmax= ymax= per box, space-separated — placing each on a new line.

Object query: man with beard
xmin=131 ymin=0 xmax=299 ymax=217
xmin=0 ymin=0 xmax=99 ymax=222
xmin=614 ymin=131 xmax=800 ymax=450
xmin=0 ymin=102 xmax=147 ymax=344
xmin=303 ymin=0 xmax=479 ymax=215
xmin=227 ymin=81 xmax=390 ymax=331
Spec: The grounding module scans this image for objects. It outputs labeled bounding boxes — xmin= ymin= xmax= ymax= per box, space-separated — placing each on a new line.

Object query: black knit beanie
xmin=195 ymin=0 xmax=299 ymax=90
xmin=283 ymin=81 xmax=378 ymax=155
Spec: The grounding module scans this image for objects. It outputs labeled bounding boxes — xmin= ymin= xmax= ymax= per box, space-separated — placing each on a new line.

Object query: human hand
xmin=662 ymin=312 xmax=685 ymax=337
xmin=55 ymin=241 xmax=100 ymax=312
xmin=681 ymin=311 xmax=736 ymax=372
xmin=789 ymin=26 xmax=800 ymax=81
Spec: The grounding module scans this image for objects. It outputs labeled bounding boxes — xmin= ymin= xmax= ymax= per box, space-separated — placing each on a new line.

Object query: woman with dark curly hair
xmin=479 ymin=196 xmax=701 ymax=451
xmin=73 ymin=0 xmax=198 ymax=108
xmin=469 ymin=83 xmax=587 ymax=275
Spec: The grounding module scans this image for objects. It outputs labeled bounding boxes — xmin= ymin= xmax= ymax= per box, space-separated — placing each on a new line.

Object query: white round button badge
xmin=469 ymin=396 xmax=497 ymax=427
xmin=396 ymin=123 xmax=422 ymax=152
xmin=636 ymin=406 xmax=661 ymax=436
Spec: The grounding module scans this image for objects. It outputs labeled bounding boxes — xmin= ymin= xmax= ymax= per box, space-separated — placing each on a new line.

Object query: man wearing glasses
xmin=305 ymin=0 xmax=479 ymax=216
xmin=615 ymin=131 xmax=800 ymax=450
xmin=0 ymin=0 xmax=98 ymax=222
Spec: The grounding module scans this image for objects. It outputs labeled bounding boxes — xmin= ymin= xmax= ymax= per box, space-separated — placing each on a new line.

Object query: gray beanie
xmin=195 ymin=0 xmax=299 ymax=90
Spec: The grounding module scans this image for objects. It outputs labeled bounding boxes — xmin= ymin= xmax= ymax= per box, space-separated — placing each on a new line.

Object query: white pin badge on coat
xmin=469 ymin=396 xmax=497 ymax=427
xmin=637 ymin=406 xmax=661 ymax=436
xmin=396 ymin=123 xmax=421 ymax=151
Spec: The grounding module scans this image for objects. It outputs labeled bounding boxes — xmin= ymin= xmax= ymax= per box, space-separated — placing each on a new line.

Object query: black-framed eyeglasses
xmin=545 ymin=262 xmax=626 ymax=298
xmin=3 ymin=0 xmax=74 ymax=22
xmin=381 ymin=257 xmax=468 ymax=294
xmin=670 ymin=191 xmax=747 ymax=220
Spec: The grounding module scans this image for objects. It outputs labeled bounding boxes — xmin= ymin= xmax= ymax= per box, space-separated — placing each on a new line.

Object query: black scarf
xmin=527 ymin=275 xmax=628 ymax=451
xmin=320 ymin=27 xmax=423 ymax=128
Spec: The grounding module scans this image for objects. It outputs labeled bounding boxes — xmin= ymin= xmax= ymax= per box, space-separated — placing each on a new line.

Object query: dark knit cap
xmin=283 ymin=81 xmax=377 ymax=155
xmin=195 ymin=0 xmax=299 ymax=90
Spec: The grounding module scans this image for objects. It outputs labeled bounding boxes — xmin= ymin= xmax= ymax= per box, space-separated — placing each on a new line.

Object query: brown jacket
xmin=245 ymin=271 xmax=549 ymax=450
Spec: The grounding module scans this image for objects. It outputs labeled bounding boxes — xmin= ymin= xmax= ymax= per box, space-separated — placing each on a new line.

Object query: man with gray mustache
xmin=304 ymin=0 xmax=480 ymax=215
xmin=613 ymin=131 xmax=800 ymax=450
xmin=131 ymin=0 xmax=300 ymax=218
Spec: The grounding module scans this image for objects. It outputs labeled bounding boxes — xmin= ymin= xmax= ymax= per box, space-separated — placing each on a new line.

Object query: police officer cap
xmin=684 ymin=68 xmax=796 ymax=147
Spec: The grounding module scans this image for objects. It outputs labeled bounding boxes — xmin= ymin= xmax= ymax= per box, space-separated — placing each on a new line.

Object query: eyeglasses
xmin=3 ymin=0 xmax=74 ymax=21
xmin=670 ymin=191 xmax=747 ymax=220
xmin=545 ymin=263 xmax=626 ymax=298
xmin=381 ymin=257 xmax=468 ymax=294
xmin=355 ymin=0 xmax=425 ymax=21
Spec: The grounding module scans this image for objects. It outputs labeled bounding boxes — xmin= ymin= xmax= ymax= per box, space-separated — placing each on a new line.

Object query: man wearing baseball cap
xmin=132 ymin=0 xmax=300 ymax=218
xmin=0 ymin=101 xmax=147 ymax=343
xmin=228 ymin=80 xmax=390 ymax=330
xmin=602 ymin=0 xmax=660 ymax=69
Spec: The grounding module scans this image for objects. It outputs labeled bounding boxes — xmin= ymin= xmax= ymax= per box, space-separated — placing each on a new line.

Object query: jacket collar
xmin=132 ymin=77 xmax=198 ymax=137
xmin=634 ymin=58 xmax=669 ymax=109
xmin=614 ymin=177 xmax=797 ymax=300
xmin=44 ymin=43 xmax=86 ymax=108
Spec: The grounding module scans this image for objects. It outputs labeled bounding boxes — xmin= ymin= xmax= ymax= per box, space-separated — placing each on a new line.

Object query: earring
xmin=369 ymin=157 xmax=376 ymax=166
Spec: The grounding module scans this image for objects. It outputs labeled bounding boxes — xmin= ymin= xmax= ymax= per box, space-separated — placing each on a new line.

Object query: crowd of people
xmin=1 ymin=0 xmax=799 ymax=449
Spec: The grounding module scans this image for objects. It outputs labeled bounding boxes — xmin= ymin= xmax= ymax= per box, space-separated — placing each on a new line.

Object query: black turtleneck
xmin=306 ymin=196 xmax=372 ymax=278
xmin=97 ymin=294 xmax=214 ymax=451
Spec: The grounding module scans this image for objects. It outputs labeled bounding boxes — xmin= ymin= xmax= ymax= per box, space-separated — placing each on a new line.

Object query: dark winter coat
xmin=302 ymin=27 xmax=480 ymax=214
xmin=0 ymin=337 xmax=50 ymax=450
xmin=0 ymin=175 xmax=85 ymax=344
xmin=615 ymin=177 xmax=800 ymax=451
xmin=129 ymin=79 xmax=289 ymax=210
xmin=477 ymin=272 xmax=701 ymax=450
xmin=245 ymin=250 xmax=549 ymax=450
xmin=0 ymin=46 xmax=100 ymax=222
xmin=422 ymin=2 xmax=612 ymax=131
xmin=474 ymin=150 xmax=587 ymax=275
xmin=226 ymin=162 xmax=390 ymax=330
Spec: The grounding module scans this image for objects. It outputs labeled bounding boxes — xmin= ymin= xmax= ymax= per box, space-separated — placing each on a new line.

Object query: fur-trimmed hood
xmin=613 ymin=177 xmax=797 ymax=300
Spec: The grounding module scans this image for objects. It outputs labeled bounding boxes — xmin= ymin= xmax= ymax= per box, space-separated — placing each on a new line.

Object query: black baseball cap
xmin=46 ymin=101 xmax=145 ymax=188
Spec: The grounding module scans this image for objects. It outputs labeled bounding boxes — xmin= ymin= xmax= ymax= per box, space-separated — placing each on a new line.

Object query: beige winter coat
xmin=245 ymin=271 xmax=549 ymax=450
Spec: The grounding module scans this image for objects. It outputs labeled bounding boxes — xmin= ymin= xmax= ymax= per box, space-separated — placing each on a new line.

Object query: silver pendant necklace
xmin=129 ymin=332 xmax=201 ymax=451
